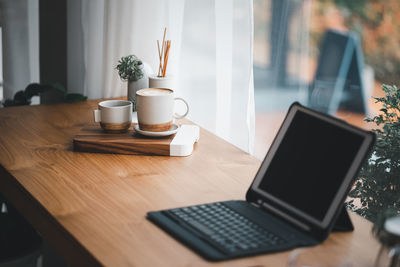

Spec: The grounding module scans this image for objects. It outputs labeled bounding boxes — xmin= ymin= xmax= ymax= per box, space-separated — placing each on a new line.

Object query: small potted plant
xmin=116 ymin=55 xmax=152 ymax=111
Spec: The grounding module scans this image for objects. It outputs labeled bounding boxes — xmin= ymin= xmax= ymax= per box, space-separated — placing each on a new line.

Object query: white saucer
xmin=134 ymin=123 xmax=179 ymax=137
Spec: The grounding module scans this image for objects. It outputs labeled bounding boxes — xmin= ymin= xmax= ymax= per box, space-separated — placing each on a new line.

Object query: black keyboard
xmin=163 ymin=202 xmax=287 ymax=255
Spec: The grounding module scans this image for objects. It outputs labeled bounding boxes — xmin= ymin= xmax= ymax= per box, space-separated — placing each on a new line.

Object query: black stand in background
xmin=332 ymin=207 xmax=354 ymax=232
xmin=309 ymin=30 xmax=367 ymax=115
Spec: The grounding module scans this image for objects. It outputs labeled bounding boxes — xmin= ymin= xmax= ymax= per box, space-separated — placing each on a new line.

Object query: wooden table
xmin=0 ymin=100 xmax=380 ymax=266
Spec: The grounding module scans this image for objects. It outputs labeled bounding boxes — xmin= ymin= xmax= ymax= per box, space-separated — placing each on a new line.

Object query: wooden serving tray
xmin=73 ymin=124 xmax=199 ymax=156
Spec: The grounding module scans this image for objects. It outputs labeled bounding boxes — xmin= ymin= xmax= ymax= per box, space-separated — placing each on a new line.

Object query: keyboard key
xmin=193 ymin=221 xmax=216 ymax=234
xmin=237 ymin=243 xmax=249 ymax=250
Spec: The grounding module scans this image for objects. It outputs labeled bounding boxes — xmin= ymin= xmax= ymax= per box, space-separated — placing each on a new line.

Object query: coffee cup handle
xmin=93 ymin=109 xmax=101 ymax=122
xmin=173 ymin=98 xmax=189 ymax=119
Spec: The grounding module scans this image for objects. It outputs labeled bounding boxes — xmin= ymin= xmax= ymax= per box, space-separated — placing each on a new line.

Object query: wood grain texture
xmin=138 ymin=121 xmax=172 ymax=132
xmin=0 ymin=99 xmax=379 ymax=267
xmin=73 ymin=124 xmax=173 ymax=156
xmin=100 ymin=121 xmax=131 ymax=133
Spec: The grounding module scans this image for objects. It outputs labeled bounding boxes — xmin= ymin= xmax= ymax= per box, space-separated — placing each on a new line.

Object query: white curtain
xmin=80 ymin=0 xmax=255 ymax=153
xmin=0 ymin=0 xmax=39 ymax=100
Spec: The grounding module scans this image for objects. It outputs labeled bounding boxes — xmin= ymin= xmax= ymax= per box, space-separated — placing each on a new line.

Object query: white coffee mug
xmin=93 ymin=100 xmax=132 ymax=132
xmin=136 ymin=88 xmax=189 ymax=132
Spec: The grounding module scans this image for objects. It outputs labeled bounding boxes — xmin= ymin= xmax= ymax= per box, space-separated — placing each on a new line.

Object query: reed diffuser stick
xmin=162 ymin=40 xmax=171 ymax=77
xmin=157 ymin=40 xmax=162 ymax=77
xmin=158 ymin=28 xmax=167 ymax=77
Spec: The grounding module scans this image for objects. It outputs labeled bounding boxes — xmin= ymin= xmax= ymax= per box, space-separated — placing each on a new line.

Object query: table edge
xmin=0 ymin=164 xmax=102 ymax=267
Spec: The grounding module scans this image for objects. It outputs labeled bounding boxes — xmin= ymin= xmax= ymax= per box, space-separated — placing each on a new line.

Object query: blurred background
xmin=253 ymin=0 xmax=400 ymax=158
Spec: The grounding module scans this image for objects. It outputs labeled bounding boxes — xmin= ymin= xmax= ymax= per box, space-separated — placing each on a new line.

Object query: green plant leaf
xmin=64 ymin=93 xmax=88 ymax=103
xmin=24 ymin=83 xmax=43 ymax=98
xmin=51 ymin=82 xmax=67 ymax=92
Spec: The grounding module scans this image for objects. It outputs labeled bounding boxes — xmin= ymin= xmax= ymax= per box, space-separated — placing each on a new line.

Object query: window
xmin=253 ymin=0 xmax=400 ymax=159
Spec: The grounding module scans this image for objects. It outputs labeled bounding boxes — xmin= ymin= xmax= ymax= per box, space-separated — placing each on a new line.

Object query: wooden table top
xmin=0 ymin=100 xmax=380 ymax=266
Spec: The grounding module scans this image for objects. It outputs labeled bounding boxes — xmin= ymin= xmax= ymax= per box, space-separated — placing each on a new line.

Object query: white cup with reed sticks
xmin=149 ymin=75 xmax=175 ymax=90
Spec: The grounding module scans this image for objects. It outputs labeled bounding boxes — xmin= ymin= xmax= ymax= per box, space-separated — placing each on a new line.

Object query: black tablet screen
xmin=258 ymin=111 xmax=364 ymax=221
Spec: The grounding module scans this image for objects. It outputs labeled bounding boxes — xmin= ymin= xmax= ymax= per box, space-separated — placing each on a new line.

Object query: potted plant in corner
xmin=347 ymin=84 xmax=400 ymax=223
xmin=2 ymin=83 xmax=87 ymax=107
xmin=116 ymin=55 xmax=153 ymax=111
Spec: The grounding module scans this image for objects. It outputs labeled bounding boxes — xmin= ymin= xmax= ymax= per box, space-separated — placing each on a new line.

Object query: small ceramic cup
xmin=93 ymin=100 xmax=132 ymax=133
xmin=136 ymin=88 xmax=189 ymax=132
